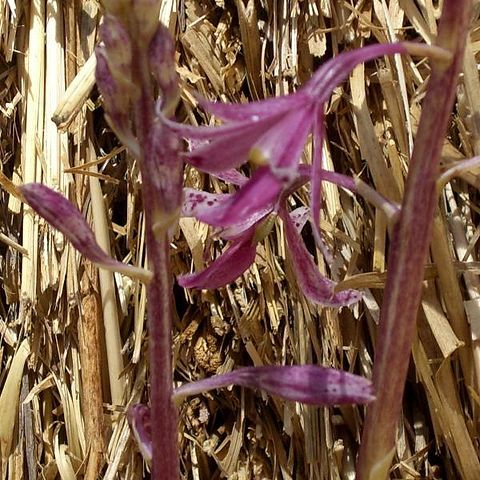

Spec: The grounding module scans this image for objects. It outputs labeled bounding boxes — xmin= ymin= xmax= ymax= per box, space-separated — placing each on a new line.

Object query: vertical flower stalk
xmin=356 ymin=1 xmax=472 ymax=479
xmin=132 ymin=14 xmax=181 ymax=480
xmin=97 ymin=4 xmax=182 ymax=479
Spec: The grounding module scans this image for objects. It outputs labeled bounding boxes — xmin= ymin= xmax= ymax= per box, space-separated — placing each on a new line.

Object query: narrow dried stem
xmin=89 ymin=155 xmax=125 ymax=406
xmin=21 ymin=0 xmax=44 ymax=302
xmin=356 ymin=2 xmax=472 ymax=479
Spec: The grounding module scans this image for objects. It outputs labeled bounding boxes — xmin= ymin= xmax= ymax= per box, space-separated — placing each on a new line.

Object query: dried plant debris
xmin=0 ymin=1 xmax=479 ymax=479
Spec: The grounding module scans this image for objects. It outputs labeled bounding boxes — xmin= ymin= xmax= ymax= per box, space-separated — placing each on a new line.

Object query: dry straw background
xmin=1 ymin=0 xmax=480 ymax=478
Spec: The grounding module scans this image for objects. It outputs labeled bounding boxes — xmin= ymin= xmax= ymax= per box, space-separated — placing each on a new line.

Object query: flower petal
xmin=127 ymin=404 xmax=152 ymax=465
xmin=281 ymin=208 xmax=361 ymax=307
xmin=181 ymin=187 xmax=269 ymax=240
xmin=182 ymin=188 xmax=231 ymax=218
xmin=212 ymin=169 xmax=249 ymax=186
xmin=306 ymin=42 xmax=450 ymax=101
xmin=195 ymin=92 xmax=304 ymax=122
xmin=305 ymin=43 xmax=409 ymax=101
xmin=186 ymin=124 xmax=273 ymax=174
xmin=173 ymin=365 xmax=374 ymax=405
xmin=178 ymin=233 xmax=256 ymax=289
xmin=197 ymin=167 xmax=282 ymax=228
xmin=290 ymin=206 xmax=310 ymax=233
xmin=160 ymin=111 xmax=276 ymax=141
xmin=21 ymin=184 xmax=152 ymax=283
xmin=251 ymin=105 xmax=315 ymax=182
xmin=221 ymin=207 xmax=272 ymax=240
xmin=161 ymin=115 xmax=279 ymax=173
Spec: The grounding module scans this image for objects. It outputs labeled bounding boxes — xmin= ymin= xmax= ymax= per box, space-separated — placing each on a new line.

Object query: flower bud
xmin=149 ymin=24 xmax=179 ymax=116
xmin=95 ymin=48 xmax=129 ymax=123
xmin=95 ymin=48 xmax=140 ymax=155
xmin=100 ymin=15 xmax=139 ymax=101
xmin=21 ymin=183 xmax=151 ymax=282
xmin=128 ymin=405 xmax=152 ymax=465
xmin=173 ymin=365 xmax=375 ymax=405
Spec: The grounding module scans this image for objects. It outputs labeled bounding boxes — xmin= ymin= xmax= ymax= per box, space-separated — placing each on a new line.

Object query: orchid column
xmin=97 ymin=2 xmax=182 ymax=479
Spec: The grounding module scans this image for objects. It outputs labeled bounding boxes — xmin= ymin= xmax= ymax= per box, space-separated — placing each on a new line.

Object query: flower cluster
xmin=178 ymin=166 xmax=362 ymax=306
xmin=162 ymin=42 xmax=442 ymax=305
xmin=19 ymin=13 xmax=448 ymax=472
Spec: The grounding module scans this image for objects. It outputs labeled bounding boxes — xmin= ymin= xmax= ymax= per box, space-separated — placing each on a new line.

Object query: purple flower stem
xmin=318 ymin=171 xmax=400 ymax=221
xmin=131 ymin=39 xmax=180 ymax=480
xmin=356 ymin=2 xmax=471 ymax=479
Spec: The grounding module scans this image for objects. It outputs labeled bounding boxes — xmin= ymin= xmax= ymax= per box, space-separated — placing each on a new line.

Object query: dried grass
xmin=1 ymin=0 xmax=480 ymax=479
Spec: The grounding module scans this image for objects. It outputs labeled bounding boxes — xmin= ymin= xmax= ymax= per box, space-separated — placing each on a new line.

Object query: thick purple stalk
xmin=131 ymin=36 xmax=180 ymax=480
xmin=357 ymin=2 xmax=471 ymax=479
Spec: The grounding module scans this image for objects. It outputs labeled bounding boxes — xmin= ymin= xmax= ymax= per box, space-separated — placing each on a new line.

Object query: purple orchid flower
xmin=19 ymin=31 xmax=439 ymax=477
xmin=178 ymin=166 xmax=362 ymax=307
xmin=178 ymin=164 xmax=401 ymax=306
xmin=129 ymin=364 xmax=375 ymax=464
xmin=161 ymin=42 xmax=446 ymax=250
xmin=20 ymin=182 xmax=374 ymax=467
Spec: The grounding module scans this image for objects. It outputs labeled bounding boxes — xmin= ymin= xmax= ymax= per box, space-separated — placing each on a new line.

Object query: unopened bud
xmin=100 ymin=15 xmax=139 ymax=101
xmin=128 ymin=404 xmax=152 ymax=465
xmin=96 ymin=48 xmax=126 ymax=112
xmin=21 ymin=183 xmax=151 ymax=283
xmin=96 ymin=47 xmax=137 ymax=150
xmin=149 ymin=24 xmax=179 ymax=116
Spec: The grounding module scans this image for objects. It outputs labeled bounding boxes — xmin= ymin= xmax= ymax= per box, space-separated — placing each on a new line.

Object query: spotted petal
xmin=182 ymin=188 xmax=231 ymax=218
xmin=290 ymin=206 xmax=310 ymax=233
xmin=197 ymin=167 xmax=282 ymax=228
